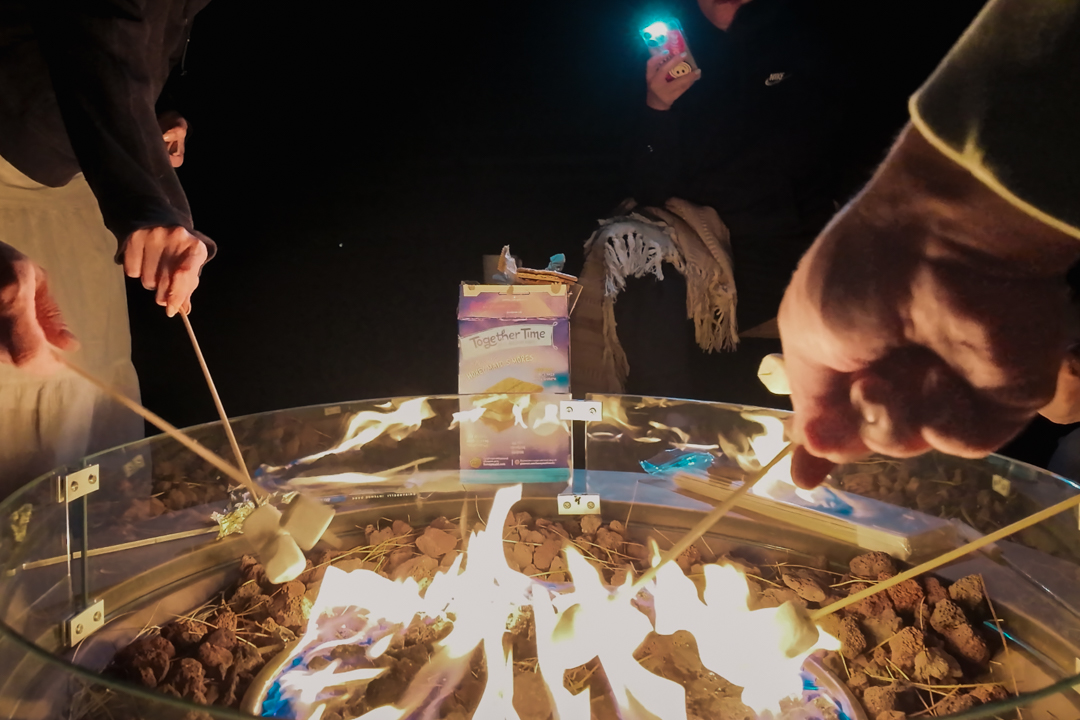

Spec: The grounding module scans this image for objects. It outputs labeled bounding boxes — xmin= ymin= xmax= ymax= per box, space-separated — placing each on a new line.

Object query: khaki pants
xmin=0 ymin=155 xmax=142 ymax=497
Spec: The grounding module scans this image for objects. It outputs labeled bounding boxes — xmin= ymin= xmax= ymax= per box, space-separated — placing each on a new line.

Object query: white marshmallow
xmin=262 ymin=532 xmax=307 ymax=584
xmin=774 ymin=600 xmax=820 ymax=658
xmin=281 ymin=493 xmax=335 ymax=551
xmin=757 ymin=354 xmax=791 ymax=395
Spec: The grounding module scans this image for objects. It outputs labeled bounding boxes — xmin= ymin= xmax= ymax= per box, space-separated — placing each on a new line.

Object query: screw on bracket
xmin=61 ymin=465 xmax=100 ymax=503
xmin=65 ymin=599 xmax=105 ymax=647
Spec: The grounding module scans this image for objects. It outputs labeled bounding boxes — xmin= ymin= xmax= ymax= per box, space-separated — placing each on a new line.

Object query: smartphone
xmin=640 ymin=18 xmax=697 ymax=81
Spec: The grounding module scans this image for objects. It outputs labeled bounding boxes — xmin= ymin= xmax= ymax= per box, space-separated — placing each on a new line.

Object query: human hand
xmin=778 ymin=125 xmax=1080 ymax=488
xmin=124 ymin=226 xmax=208 ymax=317
xmin=158 ymin=111 xmax=188 ymax=168
xmin=646 ymin=51 xmax=701 ymax=111
xmin=0 ymin=242 xmax=77 ymax=374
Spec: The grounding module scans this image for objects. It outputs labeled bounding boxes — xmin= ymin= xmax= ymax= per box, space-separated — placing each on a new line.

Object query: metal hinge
xmin=58 ymin=465 xmax=100 ymax=503
xmin=558 ymin=493 xmax=601 ymax=515
xmin=559 ymin=400 xmax=602 ymax=422
xmin=66 ymin=599 xmax=105 ymax=647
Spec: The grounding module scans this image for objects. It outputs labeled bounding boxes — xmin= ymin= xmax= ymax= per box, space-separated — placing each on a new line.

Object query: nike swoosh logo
xmin=765 ymin=73 xmax=787 ymax=86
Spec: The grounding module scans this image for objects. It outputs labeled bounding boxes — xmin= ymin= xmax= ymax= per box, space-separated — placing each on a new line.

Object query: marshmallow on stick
xmin=56 ymin=352 xmax=332 ymax=584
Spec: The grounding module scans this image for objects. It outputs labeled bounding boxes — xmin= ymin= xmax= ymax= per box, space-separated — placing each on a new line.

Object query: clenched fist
xmin=779 ymin=125 xmax=1080 ymax=488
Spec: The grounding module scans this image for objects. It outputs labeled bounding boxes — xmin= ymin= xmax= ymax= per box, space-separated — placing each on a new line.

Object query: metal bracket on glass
xmin=559 ymin=400 xmax=602 ymax=422
xmin=558 ymin=493 xmax=601 ymax=515
xmin=66 ymin=598 xmax=105 ymax=647
xmin=58 ymin=464 xmax=100 ymax=503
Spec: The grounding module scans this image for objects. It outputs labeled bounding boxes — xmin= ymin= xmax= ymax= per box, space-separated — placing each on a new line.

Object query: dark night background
xmin=126 ymin=0 xmax=1070 ymax=466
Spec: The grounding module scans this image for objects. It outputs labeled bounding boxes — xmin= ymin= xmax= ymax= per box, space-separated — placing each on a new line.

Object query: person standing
xmin=574 ymin=0 xmax=849 ymax=404
xmin=0 ymin=0 xmax=215 ymax=494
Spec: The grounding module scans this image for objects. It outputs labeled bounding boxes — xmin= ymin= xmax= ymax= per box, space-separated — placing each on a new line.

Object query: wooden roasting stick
xmin=633 ymin=443 xmax=794 ymax=591
xmin=54 ymin=353 xmax=264 ymax=502
xmin=180 ymin=311 xmax=251 ymax=484
xmin=811 ymin=488 xmax=1080 ymax=622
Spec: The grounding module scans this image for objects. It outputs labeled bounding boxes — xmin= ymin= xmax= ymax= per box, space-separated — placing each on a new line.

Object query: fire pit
xmin=0 ymin=394 xmax=1078 ymax=720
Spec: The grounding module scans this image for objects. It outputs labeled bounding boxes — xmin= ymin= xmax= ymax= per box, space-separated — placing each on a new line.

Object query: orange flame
xmin=274 ymin=485 xmax=837 ymax=719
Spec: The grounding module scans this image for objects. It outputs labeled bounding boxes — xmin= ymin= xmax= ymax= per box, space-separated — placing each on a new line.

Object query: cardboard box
xmin=458 ymin=284 xmax=569 ymax=395
xmin=458 ymin=393 xmax=571 ymax=484
xmin=458 ymin=284 xmax=571 ymax=483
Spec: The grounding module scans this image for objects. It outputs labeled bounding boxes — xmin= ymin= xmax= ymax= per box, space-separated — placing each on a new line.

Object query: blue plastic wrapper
xmin=640 ymin=448 xmax=715 ymax=475
xmin=546 ymin=253 xmax=566 ymax=273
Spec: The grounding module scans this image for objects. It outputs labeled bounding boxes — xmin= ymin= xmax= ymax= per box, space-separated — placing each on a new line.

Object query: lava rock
xmin=971 ymin=684 xmax=1009 ymax=703
xmin=204 ymin=628 xmax=237 ymax=650
xmin=913 ymin=647 xmax=962 ymax=683
xmin=532 ymin=539 xmax=561 ymax=571
xmin=947 ymin=575 xmax=986 ymax=614
xmin=923 ymin=577 xmax=950 ymax=605
xmin=888 ymin=627 xmax=926 ymax=671
xmin=848 ymin=670 xmax=870 ymax=693
xmin=929 ymin=600 xmax=967 ymax=633
xmin=863 ymin=682 xmax=911 ymax=719
xmin=595 ymin=527 xmax=623 ymax=552
xmin=512 ymin=542 xmax=534 ymax=570
xmin=391 ymin=555 xmax=439 ymax=584
xmin=282 ymin=580 xmax=306 ymax=598
xmin=838 ymin=616 xmax=867 ymax=660
xmin=941 ymin=622 xmax=991 ymax=668
xmin=416 ymin=527 xmax=457 ymax=558
xmin=884 ymin=576 xmax=924 ymax=614
xmin=122 ymin=634 xmax=176 ymax=661
xmin=580 ymin=515 xmax=602 ymax=536
xmin=846 ymin=582 xmax=894 ymax=619
xmin=135 ymin=649 xmax=171 ymax=688
xmin=232 ymin=642 xmax=263 ymax=675
xmin=239 ymin=555 xmax=266 ymax=586
xmin=167 ymin=657 xmax=207 ymax=699
xmin=384 ymin=547 xmax=414 ymax=575
xmin=197 ymin=642 xmax=233 ymax=681
xmin=862 ymin=608 xmax=904 ymax=646
xmin=368 ymin=526 xmax=395 ymax=546
xmin=849 ymin=552 xmax=897 ymax=579
xmin=781 ymin=569 xmax=827 ymax=603
xmin=269 ymin=595 xmax=308 ymax=629
xmin=213 ymin=609 xmax=238 ymax=633
xmin=162 ymin=618 xmax=207 ymax=649
xmin=936 ymin=693 xmax=978 ymax=714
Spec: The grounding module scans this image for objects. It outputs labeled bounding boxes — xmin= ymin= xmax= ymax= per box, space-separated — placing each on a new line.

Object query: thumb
xmin=35 ymin=270 xmax=78 ymax=351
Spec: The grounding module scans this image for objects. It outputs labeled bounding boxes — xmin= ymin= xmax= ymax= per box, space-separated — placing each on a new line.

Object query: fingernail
xmin=680 ymin=52 xmax=687 ymax=57
xmin=661 ymin=49 xmax=669 ymax=55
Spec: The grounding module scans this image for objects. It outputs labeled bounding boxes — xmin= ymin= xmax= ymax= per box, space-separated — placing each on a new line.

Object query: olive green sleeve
xmin=911 ymin=0 xmax=1080 ymax=239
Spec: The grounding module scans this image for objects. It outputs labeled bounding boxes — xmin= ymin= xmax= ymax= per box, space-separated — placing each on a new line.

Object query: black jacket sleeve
xmin=31 ymin=0 xmax=215 ymax=261
xmin=628 ymin=105 xmax=683 ymax=208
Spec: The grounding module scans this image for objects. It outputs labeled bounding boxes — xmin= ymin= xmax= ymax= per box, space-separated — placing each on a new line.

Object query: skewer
xmin=810 ymin=488 xmax=1080 ymax=622
xmin=180 ymin=311 xmax=251 ymax=482
xmin=632 ymin=443 xmax=793 ymax=591
xmin=55 ymin=352 xmax=264 ymax=501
